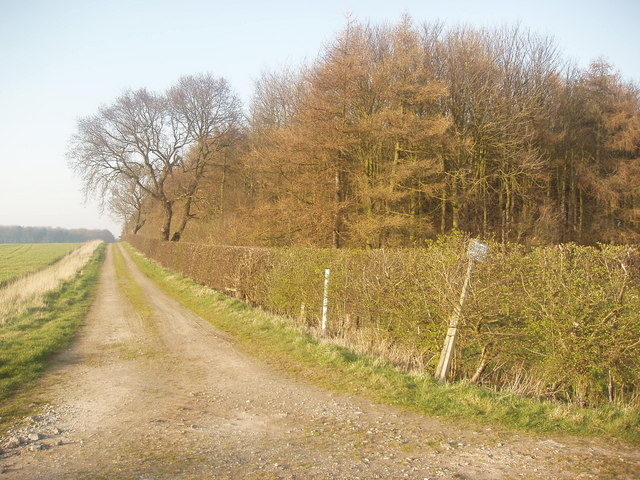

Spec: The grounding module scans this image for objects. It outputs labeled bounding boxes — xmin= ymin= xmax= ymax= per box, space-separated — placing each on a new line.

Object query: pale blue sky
xmin=1 ymin=0 xmax=638 ymax=237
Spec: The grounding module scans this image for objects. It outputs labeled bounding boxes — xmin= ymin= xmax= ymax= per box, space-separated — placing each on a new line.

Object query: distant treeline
xmin=0 ymin=226 xmax=115 ymax=244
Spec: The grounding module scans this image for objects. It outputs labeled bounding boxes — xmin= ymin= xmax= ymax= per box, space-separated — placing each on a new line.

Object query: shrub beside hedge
xmin=124 ymin=234 xmax=640 ymax=408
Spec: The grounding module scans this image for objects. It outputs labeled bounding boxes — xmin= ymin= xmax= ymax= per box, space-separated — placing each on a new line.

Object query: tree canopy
xmin=68 ymin=74 xmax=242 ymax=241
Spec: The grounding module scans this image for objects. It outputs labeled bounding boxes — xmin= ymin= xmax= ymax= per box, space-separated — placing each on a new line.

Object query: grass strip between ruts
xmin=112 ymin=244 xmax=153 ymax=324
xmin=122 ymin=242 xmax=640 ymax=445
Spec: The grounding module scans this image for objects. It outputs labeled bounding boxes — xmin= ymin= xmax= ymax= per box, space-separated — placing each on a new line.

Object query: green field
xmin=0 ymin=243 xmax=81 ymax=286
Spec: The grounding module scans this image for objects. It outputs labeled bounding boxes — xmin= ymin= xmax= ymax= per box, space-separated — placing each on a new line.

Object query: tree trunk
xmin=132 ymin=208 xmax=145 ymax=235
xmin=160 ymin=200 xmax=174 ymax=241
xmin=333 ymin=167 xmax=342 ymax=249
xmin=440 ymin=156 xmax=447 ymax=234
xmin=578 ymin=187 xmax=584 ymax=241
xmin=132 ymin=219 xmax=145 ymax=235
xmin=608 ymin=370 xmax=615 ymax=403
xmin=504 ymin=177 xmax=512 ymax=242
xmin=452 ymin=176 xmax=459 ymax=230
xmin=219 ymin=158 xmax=227 ymax=224
xmin=441 ymin=190 xmax=447 ymax=234
xmin=499 ymin=189 xmax=505 ymax=244
xmin=171 ymin=196 xmax=194 ymax=242
xmin=560 ymin=162 xmax=567 ymax=241
xmin=570 ymin=164 xmax=577 ymax=238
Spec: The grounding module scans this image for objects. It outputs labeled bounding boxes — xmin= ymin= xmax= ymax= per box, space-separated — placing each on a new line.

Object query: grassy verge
xmin=123 ymin=242 xmax=640 ymax=444
xmin=0 ymin=244 xmax=105 ymax=422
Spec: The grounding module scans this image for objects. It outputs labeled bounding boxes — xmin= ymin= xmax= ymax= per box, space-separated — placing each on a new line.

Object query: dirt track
xmin=1 ymin=244 xmax=638 ymax=479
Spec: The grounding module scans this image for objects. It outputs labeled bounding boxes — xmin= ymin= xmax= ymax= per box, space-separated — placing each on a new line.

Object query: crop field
xmin=0 ymin=243 xmax=81 ymax=286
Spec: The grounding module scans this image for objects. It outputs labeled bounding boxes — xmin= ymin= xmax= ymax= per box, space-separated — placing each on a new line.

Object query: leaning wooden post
xmin=321 ymin=268 xmax=331 ymax=336
xmin=435 ymin=239 xmax=488 ymax=382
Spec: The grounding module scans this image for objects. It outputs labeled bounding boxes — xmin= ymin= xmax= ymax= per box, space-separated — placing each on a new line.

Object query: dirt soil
xmin=1 ymin=244 xmax=638 ymax=479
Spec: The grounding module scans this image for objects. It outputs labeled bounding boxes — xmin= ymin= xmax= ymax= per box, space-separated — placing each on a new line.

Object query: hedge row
xmin=124 ymin=234 xmax=640 ymax=408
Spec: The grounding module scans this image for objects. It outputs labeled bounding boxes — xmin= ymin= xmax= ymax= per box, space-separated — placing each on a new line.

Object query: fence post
xmin=321 ymin=268 xmax=330 ymax=336
xmin=435 ymin=239 xmax=488 ymax=382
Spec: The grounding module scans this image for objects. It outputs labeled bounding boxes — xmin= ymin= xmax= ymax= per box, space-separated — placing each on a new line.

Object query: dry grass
xmin=0 ymin=240 xmax=102 ymax=324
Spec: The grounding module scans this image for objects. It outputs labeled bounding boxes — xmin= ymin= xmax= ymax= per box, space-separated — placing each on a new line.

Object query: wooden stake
xmin=321 ymin=269 xmax=330 ymax=336
xmin=435 ymin=258 xmax=474 ymax=382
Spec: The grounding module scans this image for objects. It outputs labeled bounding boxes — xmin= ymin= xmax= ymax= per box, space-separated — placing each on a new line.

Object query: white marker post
xmin=435 ymin=239 xmax=488 ymax=382
xmin=321 ymin=268 xmax=331 ymax=336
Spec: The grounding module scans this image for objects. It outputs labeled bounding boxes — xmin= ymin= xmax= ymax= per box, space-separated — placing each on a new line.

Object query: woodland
xmin=69 ymin=17 xmax=640 ymax=248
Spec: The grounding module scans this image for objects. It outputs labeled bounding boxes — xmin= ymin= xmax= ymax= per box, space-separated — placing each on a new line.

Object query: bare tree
xmin=68 ymin=74 xmax=242 ymax=241
xmin=250 ymin=67 xmax=302 ymax=131
xmin=108 ymin=176 xmax=148 ymax=235
xmin=168 ymin=75 xmax=243 ymax=240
